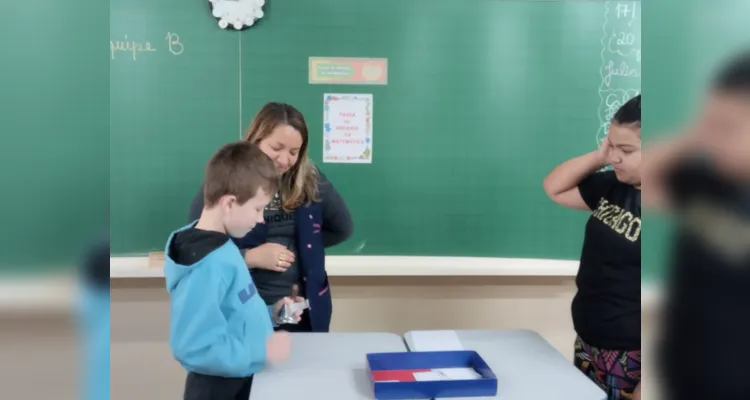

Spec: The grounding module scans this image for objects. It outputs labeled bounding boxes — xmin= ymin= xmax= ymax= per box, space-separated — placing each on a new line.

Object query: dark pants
xmin=184 ymin=372 xmax=253 ymax=400
xmin=275 ymin=311 xmax=312 ymax=332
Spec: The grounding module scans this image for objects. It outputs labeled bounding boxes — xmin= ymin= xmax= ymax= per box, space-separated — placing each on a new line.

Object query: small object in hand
xmin=278 ymin=284 xmax=309 ymax=325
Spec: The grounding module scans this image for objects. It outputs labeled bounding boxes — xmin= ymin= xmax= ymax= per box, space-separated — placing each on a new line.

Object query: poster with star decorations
xmin=322 ymin=94 xmax=373 ymax=163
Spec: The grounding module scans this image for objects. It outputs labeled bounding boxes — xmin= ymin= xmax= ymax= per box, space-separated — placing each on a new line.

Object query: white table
xmin=249 ymin=332 xmax=407 ymax=400
xmin=404 ymin=330 xmax=606 ymax=400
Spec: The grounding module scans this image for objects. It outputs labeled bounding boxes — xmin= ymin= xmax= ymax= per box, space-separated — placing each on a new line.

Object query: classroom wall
xmin=109 ymin=276 xmax=580 ymax=399
xmin=1 ymin=277 xmax=657 ymax=399
xmin=0 ymin=311 xmax=79 ymax=400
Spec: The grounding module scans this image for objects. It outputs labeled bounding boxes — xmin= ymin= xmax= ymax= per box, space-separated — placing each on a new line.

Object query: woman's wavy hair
xmin=243 ymin=102 xmax=319 ymax=212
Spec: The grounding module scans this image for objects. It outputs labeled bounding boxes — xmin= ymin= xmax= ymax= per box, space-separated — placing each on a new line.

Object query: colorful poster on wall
xmin=323 ymin=94 xmax=373 ymax=164
xmin=309 ymin=57 xmax=387 ymax=85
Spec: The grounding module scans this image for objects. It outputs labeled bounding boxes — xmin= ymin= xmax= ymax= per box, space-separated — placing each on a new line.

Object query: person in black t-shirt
xmin=544 ymin=95 xmax=642 ymax=400
xmin=642 ymin=51 xmax=750 ymax=400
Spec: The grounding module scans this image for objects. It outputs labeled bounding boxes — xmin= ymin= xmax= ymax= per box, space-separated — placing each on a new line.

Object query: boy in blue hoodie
xmin=164 ymin=141 xmax=304 ymax=400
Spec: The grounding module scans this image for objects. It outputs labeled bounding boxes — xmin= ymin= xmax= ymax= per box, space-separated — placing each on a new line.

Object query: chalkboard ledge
xmin=108 ymin=254 xmax=663 ymax=308
xmin=0 ymin=274 xmax=75 ymax=313
xmin=110 ymin=254 xmax=586 ymax=278
xmin=0 ymin=266 xmax=662 ymax=312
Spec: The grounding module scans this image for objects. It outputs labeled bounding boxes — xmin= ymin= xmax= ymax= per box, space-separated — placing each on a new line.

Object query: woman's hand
xmin=244 ymin=243 xmax=296 ymax=272
xmin=595 ymin=136 xmax=612 ymax=166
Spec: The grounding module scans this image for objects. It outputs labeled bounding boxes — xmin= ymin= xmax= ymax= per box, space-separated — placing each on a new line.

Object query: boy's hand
xmin=265 ymin=331 xmax=291 ymax=364
xmin=271 ymin=296 xmax=306 ymax=325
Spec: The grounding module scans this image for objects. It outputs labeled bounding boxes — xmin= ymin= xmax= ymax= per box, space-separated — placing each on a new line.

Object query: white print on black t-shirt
xmin=265 ymin=192 xmax=281 ymax=211
xmin=591 ymin=198 xmax=641 ymax=242
xmin=264 ymin=192 xmax=295 ymax=227
xmin=682 ymin=199 xmax=750 ymax=265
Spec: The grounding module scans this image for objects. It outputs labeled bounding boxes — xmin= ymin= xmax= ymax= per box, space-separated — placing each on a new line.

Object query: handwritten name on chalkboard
xmin=602 ymin=60 xmax=640 ymax=87
xmin=110 ymin=32 xmax=184 ymax=61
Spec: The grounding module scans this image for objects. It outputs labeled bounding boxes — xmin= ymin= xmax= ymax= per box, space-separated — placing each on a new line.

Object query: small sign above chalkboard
xmin=309 ymin=57 xmax=388 ymax=85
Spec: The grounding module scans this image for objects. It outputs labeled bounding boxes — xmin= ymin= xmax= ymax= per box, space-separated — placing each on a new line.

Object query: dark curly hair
xmin=612 ymin=94 xmax=641 ymax=127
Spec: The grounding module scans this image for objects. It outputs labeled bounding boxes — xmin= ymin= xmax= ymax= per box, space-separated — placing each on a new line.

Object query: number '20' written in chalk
xmin=110 ymin=32 xmax=184 ymax=61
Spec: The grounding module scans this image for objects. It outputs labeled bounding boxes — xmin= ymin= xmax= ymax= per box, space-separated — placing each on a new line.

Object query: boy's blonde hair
xmin=203 ymin=141 xmax=280 ymax=207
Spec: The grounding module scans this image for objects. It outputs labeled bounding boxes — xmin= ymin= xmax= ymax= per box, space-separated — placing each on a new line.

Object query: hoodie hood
xmin=163 ymin=222 xmax=231 ymax=292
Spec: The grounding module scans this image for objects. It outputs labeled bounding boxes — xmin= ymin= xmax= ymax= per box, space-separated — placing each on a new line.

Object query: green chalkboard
xmin=110 ymin=0 xmax=242 ymax=253
xmin=641 ymin=0 xmax=750 ymax=282
xmin=110 ymin=0 xmax=641 ymax=260
xmin=1 ymin=1 xmax=108 ymax=270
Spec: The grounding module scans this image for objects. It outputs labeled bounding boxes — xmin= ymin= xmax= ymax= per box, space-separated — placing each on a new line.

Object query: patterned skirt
xmin=574 ymin=336 xmax=641 ymax=400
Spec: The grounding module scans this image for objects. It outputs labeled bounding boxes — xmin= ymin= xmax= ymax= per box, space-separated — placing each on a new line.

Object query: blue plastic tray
xmin=367 ymin=350 xmax=498 ymax=399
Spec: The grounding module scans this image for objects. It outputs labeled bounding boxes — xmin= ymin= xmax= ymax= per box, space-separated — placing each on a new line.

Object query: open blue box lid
xmin=366 ymin=350 xmax=498 ymax=399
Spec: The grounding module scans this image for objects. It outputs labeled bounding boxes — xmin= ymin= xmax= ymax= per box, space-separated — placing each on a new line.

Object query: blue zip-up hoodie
xmin=164 ymin=223 xmax=276 ymax=378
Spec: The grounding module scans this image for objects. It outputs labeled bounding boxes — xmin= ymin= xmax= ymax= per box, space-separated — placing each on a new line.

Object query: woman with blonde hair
xmin=188 ymin=102 xmax=353 ymax=332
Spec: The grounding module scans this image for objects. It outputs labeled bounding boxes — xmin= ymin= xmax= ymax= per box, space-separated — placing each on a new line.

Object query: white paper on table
xmin=413 ymin=371 xmax=450 ymax=382
xmin=434 ymin=368 xmax=482 ymax=380
xmin=412 ymin=368 xmax=481 ymax=381
xmin=410 ymin=330 xmax=464 ymax=352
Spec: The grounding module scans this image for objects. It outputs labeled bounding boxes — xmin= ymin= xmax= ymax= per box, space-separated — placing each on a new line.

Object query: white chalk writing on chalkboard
xmin=110 ymin=35 xmax=156 ymax=61
xmin=596 ymin=1 xmax=640 ymax=148
xmin=608 ymin=31 xmax=641 ymax=61
xmin=602 ymin=60 xmax=640 ymax=87
xmin=110 ymin=32 xmax=184 ymax=61
xmin=615 ymin=1 xmax=637 ymax=22
xmin=166 ymin=32 xmax=184 ymax=56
